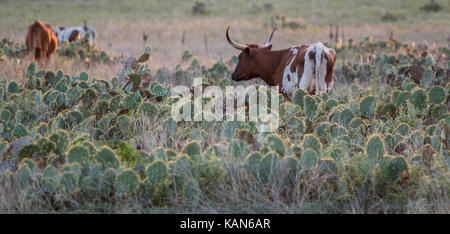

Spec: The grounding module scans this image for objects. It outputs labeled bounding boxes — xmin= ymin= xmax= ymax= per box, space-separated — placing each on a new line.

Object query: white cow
xmin=53 ymin=26 xmax=96 ymax=46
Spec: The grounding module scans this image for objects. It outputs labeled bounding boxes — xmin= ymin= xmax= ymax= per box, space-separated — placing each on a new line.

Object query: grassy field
xmin=0 ymin=0 xmax=449 ymax=214
xmin=0 ymin=0 xmax=449 ymax=79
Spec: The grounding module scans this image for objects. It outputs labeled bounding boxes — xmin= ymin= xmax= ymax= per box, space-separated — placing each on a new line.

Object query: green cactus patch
xmin=116 ymin=115 xmax=131 ymax=133
xmin=1 ymin=109 xmax=11 ymax=123
xmin=228 ymin=140 xmax=250 ymax=159
xmin=41 ymin=166 xmax=58 ymax=194
xmin=18 ymin=143 xmax=39 ymax=159
xmin=386 ymin=156 xmax=408 ymax=182
xmin=258 ymin=151 xmax=279 ymax=184
xmin=183 ymin=140 xmax=202 ymax=159
xmin=183 ymin=179 xmax=200 ymax=205
xmin=95 ymin=146 xmax=120 ymax=169
xmin=359 ymin=96 xmax=377 ymax=119
xmin=396 ymin=123 xmax=410 ymax=136
xmin=117 ymin=169 xmax=140 ymax=195
xmin=12 ymin=124 xmax=28 ymax=138
xmin=318 ymin=158 xmax=338 ymax=177
xmin=409 ymin=88 xmax=427 ymax=109
xmin=245 ymin=152 xmax=262 ymax=178
xmin=428 ymin=86 xmax=446 ymax=105
xmin=281 ymin=156 xmax=299 ymax=183
xmin=38 ymin=123 xmax=48 ymax=136
xmin=304 ymin=95 xmax=318 ymax=119
xmin=300 ymin=149 xmax=318 ymax=169
xmin=100 ymin=168 xmax=116 ymax=196
xmin=16 ymin=164 xmax=31 ymax=190
xmin=49 ymin=130 xmax=69 ymax=154
xmin=68 ymin=146 xmax=90 ymax=168
xmin=138 ymin=102 xmax=158 ymax=119
xmin=339 ymin=108 xmax=354 ymax=126
xmin=0 ymin=36 xmax=448 ymax=213
xmin=421 ymin=69 xmax=433 ymax=89
xmin=350 ymin=117 xmax=364 ymax=128
xmin=265 ymin=134 xmax=286 ymax=157
xmin=146 ymin=160 xmax=168 ymax=185
xmin=292 ymin=88 xmax=306 ymax=107
xmin=366 ymin=135 xmax=385 ymax=163
xmin=80 ymin=176 xmax=97 ymax=199
xmin=8 ymin=81 xmax=20 ymax=94
xmin=303 ymin=134 xmax=322 ymax=154
xmin=60 ymin=172 xmax=78 ymax=195
xmin=27 ymin=62 xmax=36 ymax=77
xmin=325 ymin=98 xmax=338 ymax=111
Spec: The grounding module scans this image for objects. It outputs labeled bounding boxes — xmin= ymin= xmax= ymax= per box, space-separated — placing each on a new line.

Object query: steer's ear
xmin=244 ymin=47 xmax=252 ymax=57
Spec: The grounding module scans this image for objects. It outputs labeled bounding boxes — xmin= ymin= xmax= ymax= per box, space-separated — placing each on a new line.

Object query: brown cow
xmin=226 ymin=27 xmax=336 ymax=97
xmin=25 ymin=20 xmax=58 ymax=62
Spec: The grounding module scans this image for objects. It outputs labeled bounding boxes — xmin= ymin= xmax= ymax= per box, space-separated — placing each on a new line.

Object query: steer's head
xmin=226 ymin=26 xmax=277 ymax=81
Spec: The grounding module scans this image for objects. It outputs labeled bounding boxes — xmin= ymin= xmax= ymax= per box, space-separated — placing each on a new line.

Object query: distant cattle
xmin=25 ymin=20 xmax=58 ymax=62
xmin=53 ymin=25 xmax=96 ymax=45
xmin=226 ymin=26 xmax=336 ymax=97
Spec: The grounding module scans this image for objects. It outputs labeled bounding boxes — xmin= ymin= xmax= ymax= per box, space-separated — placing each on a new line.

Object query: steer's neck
xmin=254 ymin=49 xmax=287 ymax=87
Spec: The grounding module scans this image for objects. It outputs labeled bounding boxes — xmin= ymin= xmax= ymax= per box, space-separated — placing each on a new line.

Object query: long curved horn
xmin=259 ymin=26 xmax=277 ymax=49
xmin=226 ymin=26 xmax=247 ymax=50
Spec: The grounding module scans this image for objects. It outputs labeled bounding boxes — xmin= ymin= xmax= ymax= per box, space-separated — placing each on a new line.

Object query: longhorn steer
xmin=53 ymin=25 xmax=96 ymax=45
xmin=226 ymin=27 xmax=336 ymax=97
xmin=25 ymin=20 xmax=58 ymax=62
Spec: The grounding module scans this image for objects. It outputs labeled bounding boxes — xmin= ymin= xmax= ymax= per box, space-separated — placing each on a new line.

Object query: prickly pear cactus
xmin=428 ymin=86 xmax=446 ymax=105
xmin=116 ymin=169 xmax=140 ymax=195
xmin=339 ymin=108 xmax=353 ymax=126
xmin=16 ymin=164 xmax=31 ymax=190
xmin=49 ymin=130 xmax=69 ymax=154
xmin=36 ymin=137 xmax=55 ymax=155
xmin=146 ymin=160 xmax=168 ymax=185
xmin=8 ymin=81 xmax=20 ymax=94
xmin=304 ymin=95 xmax=318 ymax=119
xmin=183 ymin=140 xmax=201 ymax=160
xmin=138 ymin=102 xmax=157 ymax=119
xmin=12 ymin=124 xmax=28 ymax=139
xmin=183 ymin=179 xmax=200 ymax=206
xmin=409 ymin=88 xmax=427 ymax=110
xmin=396 ymin=123 xmax=410 ymax=136
xmin=265 ymin=134 xmax=286 ymax=157
xmin=100 ymin=168 xmax=116 ymax=196
xmin=95 ymin=146 xmax=120 ymax=169
xmin=60 ymin=171 xmax=79 ymax=195
xmin=318 ymin=158 xmax=338 ymax=178
xmin=386 ymin=155 xmax=408 ymax=183
xmin=245 ymin=152 xmax=262 ymax=178
xmin=300 ymin=149 xmax=318 ymax=169
xmin=292 ymin=88 xmax=306 ymax=107
xmin=18 ymin=143 xmax=39 ymax=160
xmin=116 ymin=115 xmax=131 ymax=135
xmin=281 ymin=156 xmax=299 ymax=184
xmin=67 ymin=146 xmax=90 ymax=168
xmin=303 ymin=134 xmax=322 ymax=154
xmin=228 ymin=140 xmax=251 ymax=159
xmin=41 ymin=166 xmax=58 ymax=194
xmin=1 ymin=109 xmax=11 ymax=123
xmin=258 ymin=151 xmax=279 ymax=184
xmin=359 ymin=95 xmax=376 ymax=119
xmin=366 ymin=134 xmax=385 ymax=163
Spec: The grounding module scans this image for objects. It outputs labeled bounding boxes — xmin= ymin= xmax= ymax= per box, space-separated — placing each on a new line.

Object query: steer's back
xmin=281 ymin=42 xmax=336 ymax=96
xmin=26 ymin=20 xmax=57 ymax=60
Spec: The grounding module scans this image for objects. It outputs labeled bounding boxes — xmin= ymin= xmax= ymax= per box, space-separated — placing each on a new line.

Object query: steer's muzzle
xmin=231 ymin=71 xmax=239 ymax=81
